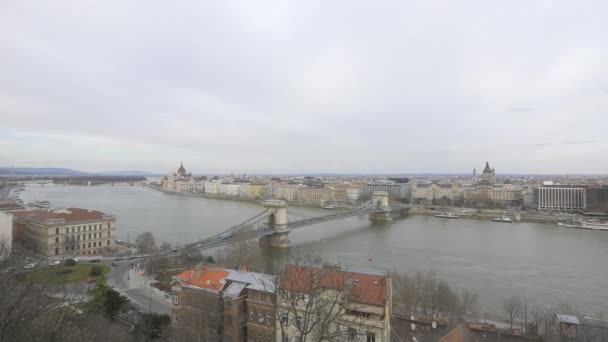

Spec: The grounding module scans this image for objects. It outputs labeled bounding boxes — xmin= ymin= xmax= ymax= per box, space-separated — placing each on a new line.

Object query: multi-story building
xmin=248 ymin=184 xmax=267 ymax=199
xmin=172 ymin=267 xmax=228 ymax=341
xmin=12 ymin=208 xmax=117 ymax=257
xmin=219 ymin=183 xmax=241 ymax=197
xmin=346 ymin=185 xmax=362 ymax=204
xmin=204 ymin=179 xmax=220 ymax=194
xmin=172 ymin=266 xmax=275 ymax=342
xmin=534 ymin=186 xmax=586 ymax=211
xmin=296 ymin=187 xmax=334 ymax=205
xmin=273 ymin=185 xmax=300 ymax=201
xmin=462 ymin=162 xmax=524 ymax=208
xmin=411 ymin=182 xmax=459 ymax=205
xmin=277 ymin=265 xmax=392 ymax=342
xmin=361 ymin=183 xmax=411 ymax=203
xmin=163 ymin=162 xmax=204 ymax=192
xmin=585 ymin=185 xmax=608 ymax=212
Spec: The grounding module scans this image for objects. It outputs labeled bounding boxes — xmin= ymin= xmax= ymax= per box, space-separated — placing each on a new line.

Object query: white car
xmin=23 ymin=263 xmax=36 ymax=269
xmin=48 ymin=260 xmax=61 ymax=266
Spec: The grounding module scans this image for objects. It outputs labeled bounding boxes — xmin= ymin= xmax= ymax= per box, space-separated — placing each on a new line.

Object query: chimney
xmin=193 ymin=265 xmax=206 ymax=281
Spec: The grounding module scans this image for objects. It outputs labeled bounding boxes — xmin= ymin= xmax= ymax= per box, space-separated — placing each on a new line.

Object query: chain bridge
xmin=182 ymin=191 xmax=408 ymax=250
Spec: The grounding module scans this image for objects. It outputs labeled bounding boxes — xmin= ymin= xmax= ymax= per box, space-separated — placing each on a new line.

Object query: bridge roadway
xmin=178 ymin=201 xmax=404 ymax=252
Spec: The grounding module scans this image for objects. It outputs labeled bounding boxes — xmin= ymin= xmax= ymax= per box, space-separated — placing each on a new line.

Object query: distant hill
xmin=0 ymin=167 xmax=87 ymax=176
xmin=0 ymin=167 xmax=161 ymax=177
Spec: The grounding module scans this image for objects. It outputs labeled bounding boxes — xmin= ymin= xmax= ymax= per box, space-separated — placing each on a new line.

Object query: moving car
xmin=23 ymin=263 xmax=36 ymax=269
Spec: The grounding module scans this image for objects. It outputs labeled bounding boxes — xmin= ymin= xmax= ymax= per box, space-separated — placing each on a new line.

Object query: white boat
xmin=492 ymin=216 xmax=513 ymax=223
xmin=321 ymin=204 xmax=336 ymax=210
xmin=558 ymin=220 xmax=608 ymax=231
xmin=33 ymin=200 xmax=51 ymax=208
xmin=433 ymin=212 xmax=459 ymax=219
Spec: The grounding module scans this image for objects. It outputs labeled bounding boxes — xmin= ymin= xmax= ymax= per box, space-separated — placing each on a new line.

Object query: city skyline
xmin=1 ymin=1 xmax=607 ymax=174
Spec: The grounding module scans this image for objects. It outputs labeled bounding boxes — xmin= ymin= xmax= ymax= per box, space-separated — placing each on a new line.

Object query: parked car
xmin=23 ymin=263 xmax=36 ymax=269
xmin=90 ymin=259 xmax=101 ymax=263
xmin=48 ymin=260 xmax=61 ymax=266
xmin=86 ymin=277 xmax=97 ymax=283
xmin=111 ymin=262 xmax=118 ymax=267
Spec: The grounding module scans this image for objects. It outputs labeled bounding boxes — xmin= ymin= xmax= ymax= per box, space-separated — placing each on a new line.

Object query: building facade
xmin=12 ymin=208 xmax=117 ymax=257
xmin=535 ymin=186 xmax=586 ymax=211
xmin=163 ymin=162 xmax=204 ymax=192
xmin=361 ymin=183 xmax=411 ymax=203
xmin=411 ymin=182 xmax=459 ymax=205
xmin=277 ymin=266 xmax=392 ymax=342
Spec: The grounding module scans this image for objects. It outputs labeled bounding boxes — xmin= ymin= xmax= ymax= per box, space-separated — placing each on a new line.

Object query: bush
xmin=64 ymin=259 xmax=77 ymax=267
xmin=89 ymin=265 xmax=103 ymax=277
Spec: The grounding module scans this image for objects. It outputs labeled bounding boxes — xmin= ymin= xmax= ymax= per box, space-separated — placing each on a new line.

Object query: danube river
xmin=19 ymin=183 xmax=608 ymax=315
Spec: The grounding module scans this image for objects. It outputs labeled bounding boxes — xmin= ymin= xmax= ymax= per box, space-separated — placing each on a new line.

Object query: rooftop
xmin=173 ymin=267 xmax=230 ymax=292
xmin=12 ymin=208 xmax=113 ymax=224
xmin=279 ymin=265 xmax=389 ymax=307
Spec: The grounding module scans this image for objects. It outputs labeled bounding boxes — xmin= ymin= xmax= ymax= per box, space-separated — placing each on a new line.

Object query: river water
xmin=18 ymin=183 xmax=608 ymax=315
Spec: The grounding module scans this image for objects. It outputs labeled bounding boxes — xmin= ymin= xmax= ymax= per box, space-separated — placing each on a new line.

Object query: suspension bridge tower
xmin=258 ymin=200 xmax=291 ymax=248
xmin=369 ymin=191 xmax=392 ymax=222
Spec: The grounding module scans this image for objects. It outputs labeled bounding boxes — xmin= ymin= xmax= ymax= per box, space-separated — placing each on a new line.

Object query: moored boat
xmin=492 ymin=216 xmax=513 ymax=223
xmin=433 ymin=212 xmax=459 ymax=219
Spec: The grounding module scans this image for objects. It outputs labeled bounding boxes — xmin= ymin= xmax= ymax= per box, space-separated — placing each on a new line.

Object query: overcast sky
xmin=1 ymin=1 xmax=606 ymax=174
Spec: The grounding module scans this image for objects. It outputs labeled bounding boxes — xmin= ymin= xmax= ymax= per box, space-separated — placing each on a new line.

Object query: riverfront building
xmin=535 ymin=186 xmax=587 ymax=211
xmin=163 ymin=162 xmax=205 ymax=192
xmin=12 ymin=208 xmax=117 ymax=257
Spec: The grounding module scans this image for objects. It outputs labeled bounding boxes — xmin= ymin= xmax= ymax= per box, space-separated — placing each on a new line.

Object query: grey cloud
xmin=0 ymin=0 xmax=607 ymax=174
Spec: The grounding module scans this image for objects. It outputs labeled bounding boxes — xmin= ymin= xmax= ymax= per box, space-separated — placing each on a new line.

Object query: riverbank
xmin=147 ymin=184 xmax=359 ymax=210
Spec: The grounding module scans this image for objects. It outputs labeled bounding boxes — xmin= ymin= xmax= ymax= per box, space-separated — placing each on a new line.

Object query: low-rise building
xmin=12 ymin=208 xmax=117 ymax=257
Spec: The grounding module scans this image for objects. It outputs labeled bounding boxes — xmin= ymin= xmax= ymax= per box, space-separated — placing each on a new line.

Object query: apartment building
xmin=12 ymin=208 xmax=117 ymax=257
xmin=277 ymin=265 xmax=392 ymax=342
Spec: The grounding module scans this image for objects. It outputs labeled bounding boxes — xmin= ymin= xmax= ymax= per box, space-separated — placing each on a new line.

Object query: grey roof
xmin=555 ymin=314 xmax=580 ymax=325
xmin=224 ymin=281 xmax=248 ymax=298
xmin=225 ymin=270 xmax=275 ymax=292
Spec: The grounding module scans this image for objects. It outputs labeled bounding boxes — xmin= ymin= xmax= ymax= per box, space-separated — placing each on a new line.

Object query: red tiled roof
xmin=15 ymin=208 xmax=110 ymax=223
xmin=174 ymin=267 xmax=230 ymax=292
xmin=279 ymin=265 xmax=388 ymax=307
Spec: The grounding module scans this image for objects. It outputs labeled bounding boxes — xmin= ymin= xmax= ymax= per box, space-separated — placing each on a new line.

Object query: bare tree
xmin=460 ymin=289 xmax=478 ymax=319
xmin=266 ymin=250 xmax=377 ymax=342
xmin=135 ymin=232 xmax=157 ymax=253
xmin=160 ymin=241 xmax=171 ymax=251
xmin=503 ymin=296 xmax=523 ymax=330
xmin=0 ymin=237 xmax=93 ymax=341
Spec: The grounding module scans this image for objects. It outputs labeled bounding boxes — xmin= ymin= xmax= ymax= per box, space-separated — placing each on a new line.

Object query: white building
xmin=204 ymin=180 xmax=220 ymax=194
xmin=536 ymin=186 xmax=586 ymax=210
xmin=163 ymin=162 xmax=204 ymax=192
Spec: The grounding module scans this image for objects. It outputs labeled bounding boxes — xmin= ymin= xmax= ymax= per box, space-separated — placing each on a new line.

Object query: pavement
xmin=107 ymin=260 xmax=172 ymax=315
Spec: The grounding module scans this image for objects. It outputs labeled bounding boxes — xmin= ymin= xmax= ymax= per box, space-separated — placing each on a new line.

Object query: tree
xmin=136 ymin=232 xmax=157 ymax=253
xmin=503 ymin=296 xmax=523 ymax=330
xmin=460 ymin=289 xmax=478 ymax=318
xmin=90 ymin=279 xmax=129 ymax=320
xmin=160 ymin=241 xmax=171 ymax=251
xmin=0 ymin=237 xmax=93 ymax=341
xmin=267 ymin=249 xmax=370 ymax=342
xmin=132 ymin=313 xmax=171 ymax=341
xmin=89 ymin=265 xmax=104 ymax=276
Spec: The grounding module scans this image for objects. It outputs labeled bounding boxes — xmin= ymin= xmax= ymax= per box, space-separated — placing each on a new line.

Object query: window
xmin=348 ymin=328 xmax=357 ymax=341
xmin=107 ymin=240 xmax=110 ymax=246
xmin=280 ymin=313 xmax=289 ymax=325
xmin=282 ymin=333 xmax=289 ymax=342
xmin=55 ymin=247 xmax=59 ymax=255
xmin=93 ymin=242 xmax=96 ymax=247
xmin=65 ymin=246 xmax=68 ymax=252
xmin=55 ymin=228 xmax=59 ymax=235
xmin=258 ymin=312 xmax=264 ymax=324
xmin=55 ymin=237 xmax=59 ymax=243
xmin=78 ymin=226 xmax=81 ymax=232
xmin=172 ymin=295 xmax=180 ymax=305
xmin=366 ymin=332 xmax=376 ymax=342
xmin=296 ymin=315 xmax=303 ymax=330
xmin=266 ymin=312 xmax=271 ymax=325
xmin=250 ymin=310 xmax=254 ymax=320
xmin=65 ymin=228 xmax=69 ymax=234
xmin=83 ymin=243 xmax=86 ymax=249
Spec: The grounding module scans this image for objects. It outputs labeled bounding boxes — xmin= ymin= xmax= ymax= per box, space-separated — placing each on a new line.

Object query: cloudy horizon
xmin=1 ymin=1 xmax=607 ymax=174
